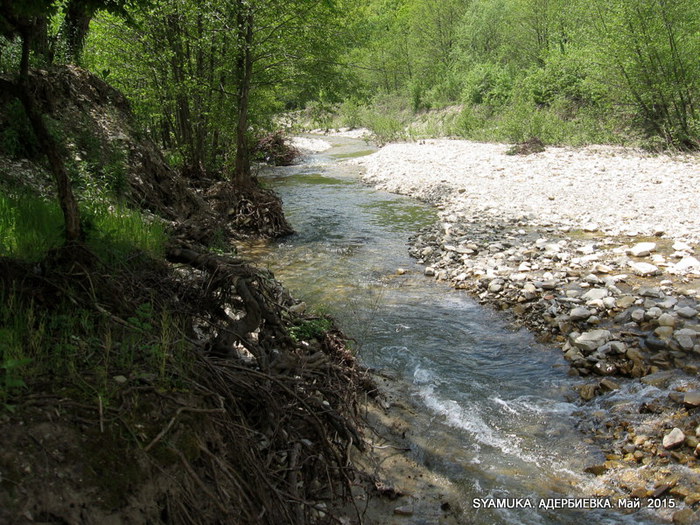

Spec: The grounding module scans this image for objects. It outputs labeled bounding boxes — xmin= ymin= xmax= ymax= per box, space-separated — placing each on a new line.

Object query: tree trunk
xmin=233 ymin=6 xmax=254 ymax=187
xmin=10 ymin=32 xmax=82 ymax=243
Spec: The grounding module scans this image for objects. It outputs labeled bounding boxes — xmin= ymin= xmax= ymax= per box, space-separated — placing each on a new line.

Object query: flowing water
xmin=244 ymin=136 xmax=667 ymax=524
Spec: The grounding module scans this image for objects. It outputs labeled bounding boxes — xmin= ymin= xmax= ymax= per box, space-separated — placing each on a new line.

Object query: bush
xmin=461 ymin=62 xmax=514 ymax=107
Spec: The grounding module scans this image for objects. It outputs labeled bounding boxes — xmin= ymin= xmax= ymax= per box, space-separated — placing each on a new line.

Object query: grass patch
xmin=0 ymin=282 xmax=191 ymax=409
xmin=289 ymin=316 xmax=333 ymax=342
xmin=0 ymin=192 xmax=167 ymax=263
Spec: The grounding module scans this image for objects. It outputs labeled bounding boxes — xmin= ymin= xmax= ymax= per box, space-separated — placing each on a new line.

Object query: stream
xmin=244 ymin=135 xmax=667 ymax=524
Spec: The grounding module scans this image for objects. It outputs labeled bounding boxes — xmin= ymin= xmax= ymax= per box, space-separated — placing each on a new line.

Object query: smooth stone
xmin=582 ymin=288 xmax=608 ymax=302
xmin=663 ymin=428 xmax=686 ymax=449
xmin=425 ymin=267 xmax=436 ymax=276
xmin=641 ymin=371 xmax=674 ymax=387
xmin=394 ymin=506 xmax=414 ymax=516
xmin=676 ymin=306 xmax=698 ymax=319
xmin=657 ymin=297 xmax=678 ymax=309
xmin=570 ymin=307 xmax=593 ymax=321
xmin=683 ymin=392 xmax=700 ymax=407
xmin=655 ymin=326 xmax=675 ymax=339
xmin=676 ymin=336 xmax=695 ymax=351
xmin=645 ymin=307 xmax=662 ymax=319
xmin=617 ymin=296 xmax=636 ymax=309
xmin=672 ymin=241 xmax=692 ymax=251
xmin=630 ymin=242 xmax=657 ymax=257
xmin=574 ymin=330 xmax=612 ymax=352
xmin=592 ymin=263 xmax=612 ymax=274
xmin=599 ymin=378 xmax=620 ymax=392
xmin=674 ymin=256 xmax=700 ymax=273
xmin=658 ymin=313 xmax=677 ymax=327
xmin=640 ymin=287 xmax=663 ymax=298
xmin=631 ymin=309 xmax=646 ymax=323
xmin=629 ymin=261 xmax=661 ymax=276
xmin=646 ymin=335 xmax=668 ymax=349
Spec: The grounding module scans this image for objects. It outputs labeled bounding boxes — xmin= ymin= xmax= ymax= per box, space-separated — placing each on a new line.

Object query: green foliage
xmin=585 ymin=0 xmax=700 ymax=148
xmin=461 ymin=62 xmax=514 ymax=106
xmin=0 ymin=100 xmax=40 ymax=159
xmin=0 ymin=192 xmax=166 ymax=263
xmin=289 ymin=317 xmax=333 ymax=342
xmin=0 ymin=288 xmax=190 ymax=407
xmin=0 ymin=193 xmax=64 ymax=260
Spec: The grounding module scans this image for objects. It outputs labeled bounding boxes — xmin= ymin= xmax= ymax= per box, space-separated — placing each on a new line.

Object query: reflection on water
xmin=243 ymin=136 xmax=664 ymax=524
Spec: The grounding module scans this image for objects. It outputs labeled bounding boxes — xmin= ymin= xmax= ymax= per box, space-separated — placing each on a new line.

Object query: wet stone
xmin=683 ymin=392 xmax=700 ymax=407
xmin=663 ymin=428 xmax=686 ymax=449
xmin=646 ymin=336 xmax=668 ymax=350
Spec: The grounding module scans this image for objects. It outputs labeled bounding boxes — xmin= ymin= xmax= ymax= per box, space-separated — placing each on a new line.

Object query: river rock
xmin=676 ymin=335 xmax=695 ymax=352
xmin=672 ymin=508 xmax=700 ymax=525
xmin=599 ymin=378 xmax=620 ymax=392
xmin=617 ymin=296 xmax=637 ymax=309
xmin=425 ymin=266 xmax=436 ymax=276
xmin=676 ymin=306 xmax=698 ymax=319
xmin=631 ymin=309 xmax=646 ymax=323
xmin=577 ymin=383 xmax=598 ymax=401
xmin=663 ymin=428 xmax=686 ymax=449
xmin=574 ymin=330 xmax=611 ymax=352
xmin=582 ymin=288 xmax=608 ymax=303
xmin=640 ymin=287 xmax=663 ymax=298
xmin=630 ymin=242 xmax=657 ymax=257
xmin=570 ymin=307 xmax=593 ymax=321
xmin=658 ymin=313 xmax=677 ymax=327
xmin=593 ymin=361 xmax=617 ymax=376
xmin=641 ymin=370 xmax=675 ymax=388
xmin=654 ymin=326 xmax=674 ymax=339
xmin=394 ymin=506 xmax=414 ymax=516
xmin=674 ymin=256 xmax=700 ymax=273
xmin=629 ymin=261 xmax=661 ymax=276
xmin=683 ymin=392 xmax=700 ymax=407
xmin=645 ymin=306 xmax=662 ymax=319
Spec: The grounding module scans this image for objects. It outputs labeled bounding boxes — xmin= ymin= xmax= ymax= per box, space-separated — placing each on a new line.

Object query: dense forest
xmin=0 ymin=0 xmax=699 ymax=523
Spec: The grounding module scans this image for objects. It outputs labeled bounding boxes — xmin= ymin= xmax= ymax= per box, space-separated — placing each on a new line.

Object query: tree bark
xmin=4 ymin=32 xmax=82 ymax=243
xmin=233 ymin=5 xmax=254 ymax=187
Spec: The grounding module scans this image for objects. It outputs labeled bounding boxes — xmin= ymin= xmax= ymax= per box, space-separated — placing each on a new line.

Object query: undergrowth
xmin=0 ymin=192 xmax=166 ymax=262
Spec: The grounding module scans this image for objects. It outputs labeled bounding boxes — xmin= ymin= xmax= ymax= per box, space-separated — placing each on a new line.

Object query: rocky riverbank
xmin=350 ymin=138 xmax=700 ymax=521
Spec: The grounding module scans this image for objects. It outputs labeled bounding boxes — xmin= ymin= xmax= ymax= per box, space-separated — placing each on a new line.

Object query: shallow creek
xmin=243 ymin=136 xmax=667 ymax=524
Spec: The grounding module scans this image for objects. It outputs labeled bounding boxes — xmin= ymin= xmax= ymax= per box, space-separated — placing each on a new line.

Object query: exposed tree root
xmin=207 ymin=181 xmax=294 ymax=238
xmin=0 ymin=241 xmax=370 ymax=524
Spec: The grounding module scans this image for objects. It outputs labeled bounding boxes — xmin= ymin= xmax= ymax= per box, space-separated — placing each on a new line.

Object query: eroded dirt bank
xmin=349 ymin=138 xmax=700 ymax=522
